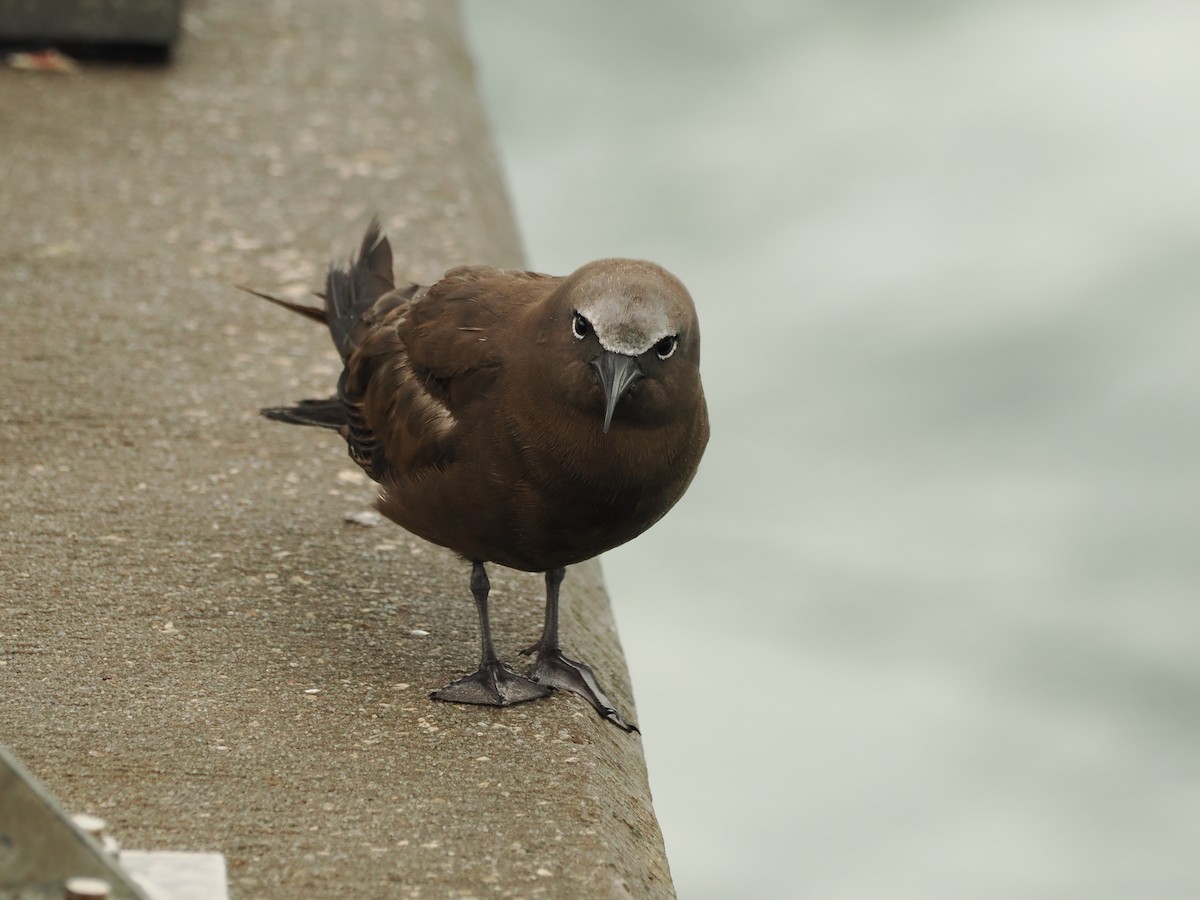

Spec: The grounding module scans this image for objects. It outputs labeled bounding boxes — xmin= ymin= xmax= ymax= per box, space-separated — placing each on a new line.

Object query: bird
xmin=245 ymin=221 xmax=708 ymax=732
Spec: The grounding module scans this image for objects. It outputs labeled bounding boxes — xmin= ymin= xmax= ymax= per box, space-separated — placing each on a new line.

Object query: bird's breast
xmin=376 ymin=394 xmax=705 ymax=572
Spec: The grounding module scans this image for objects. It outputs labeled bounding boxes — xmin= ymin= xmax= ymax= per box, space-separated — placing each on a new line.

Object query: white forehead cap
xmin=571 ymin=260 xmax=690 ymax=356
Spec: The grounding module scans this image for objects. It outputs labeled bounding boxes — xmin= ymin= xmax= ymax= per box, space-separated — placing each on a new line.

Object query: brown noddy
xmin=246 ymin=221 xmax=708 ymax=732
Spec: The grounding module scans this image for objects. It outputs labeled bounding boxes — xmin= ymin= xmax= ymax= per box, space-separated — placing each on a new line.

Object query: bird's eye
xmin=654 ymin=335 xmax=678 ymax=360
xmin=572 ymin=311 xmax=592 ymax=340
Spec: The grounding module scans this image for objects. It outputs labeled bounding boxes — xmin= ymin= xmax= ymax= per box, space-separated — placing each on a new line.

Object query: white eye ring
xmin=654 ymin=335 xmax=678 ymax=360
xmin=572 ymin=311 xmax=592 ymax=340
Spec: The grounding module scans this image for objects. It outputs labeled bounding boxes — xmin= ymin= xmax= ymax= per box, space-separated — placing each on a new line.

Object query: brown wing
xmin=340 ymin=266 xmax=561 ymax=481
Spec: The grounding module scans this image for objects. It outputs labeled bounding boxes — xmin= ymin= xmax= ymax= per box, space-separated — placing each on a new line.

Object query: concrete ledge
xmin=0 ymin=1 xmax=674 ymax=896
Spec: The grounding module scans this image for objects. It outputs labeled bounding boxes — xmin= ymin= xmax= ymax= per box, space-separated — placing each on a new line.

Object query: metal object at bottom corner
xmin=0 ymin=745 xmax=150 ymax=900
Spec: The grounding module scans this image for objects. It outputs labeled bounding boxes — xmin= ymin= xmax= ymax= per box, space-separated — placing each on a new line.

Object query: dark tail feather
xmin=325 ymin=218 xmax=395 ymax=358
xmin=237 ymin=285 xmax=327 ymax=325
xmin=261 ymin=397 xmax=346 ymax=430
xmin=241 ymin=219 xmax=396 ymax=360
xmin=248 ymin=222 xmax=395 ymax=437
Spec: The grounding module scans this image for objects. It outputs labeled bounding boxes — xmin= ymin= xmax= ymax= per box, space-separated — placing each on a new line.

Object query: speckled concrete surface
xmin=0 ymin=2 xmax=674 ymax=896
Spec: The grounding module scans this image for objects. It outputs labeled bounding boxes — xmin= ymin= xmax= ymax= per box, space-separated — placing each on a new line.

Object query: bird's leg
xmin=519 ymin=565 xmax=563 ymax=658
xmin=522 ymin=567 xmax=639 ymax=733
xmin=430 ymin=561 xmax=551 ymax=707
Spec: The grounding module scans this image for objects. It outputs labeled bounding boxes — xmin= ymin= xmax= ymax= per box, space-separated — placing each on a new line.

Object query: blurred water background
xmin=460 ymin=2 xmax=1200 ymax=897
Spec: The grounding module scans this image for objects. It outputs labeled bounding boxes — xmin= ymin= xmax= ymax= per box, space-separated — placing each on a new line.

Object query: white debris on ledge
xmin=343 ymin=510 xmax=382 ymax=527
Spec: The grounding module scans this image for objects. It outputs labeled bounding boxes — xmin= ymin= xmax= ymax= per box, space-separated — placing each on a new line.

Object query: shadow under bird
xmin=245 ymin=222 xmax=708 ymax=732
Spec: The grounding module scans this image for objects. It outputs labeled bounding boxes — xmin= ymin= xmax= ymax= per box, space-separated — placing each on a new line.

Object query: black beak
xmin=591 ymin=350 xmax=643 ymax=434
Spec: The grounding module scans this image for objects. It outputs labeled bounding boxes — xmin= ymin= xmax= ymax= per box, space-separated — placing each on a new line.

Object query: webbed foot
xmin=528 ymin=649 xmax=639 ymax=733
xmin=430 ymin=660 xmax=551 ymax=707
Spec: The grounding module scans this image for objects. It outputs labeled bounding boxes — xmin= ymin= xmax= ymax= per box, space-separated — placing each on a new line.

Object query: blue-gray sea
xmin=461 ymin=2 xmax=1200 ymax=897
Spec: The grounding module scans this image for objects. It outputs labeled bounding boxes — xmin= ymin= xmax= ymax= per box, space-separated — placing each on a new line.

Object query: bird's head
xmin=548 ymin=259 xmax=702 ymax=434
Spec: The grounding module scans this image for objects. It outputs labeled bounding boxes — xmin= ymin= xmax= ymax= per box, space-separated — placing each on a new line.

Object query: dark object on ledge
xmin=246 ymin=222 xmax=708 ymax=732
xmin=0 ymin=0 xmax=183 ymax=55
